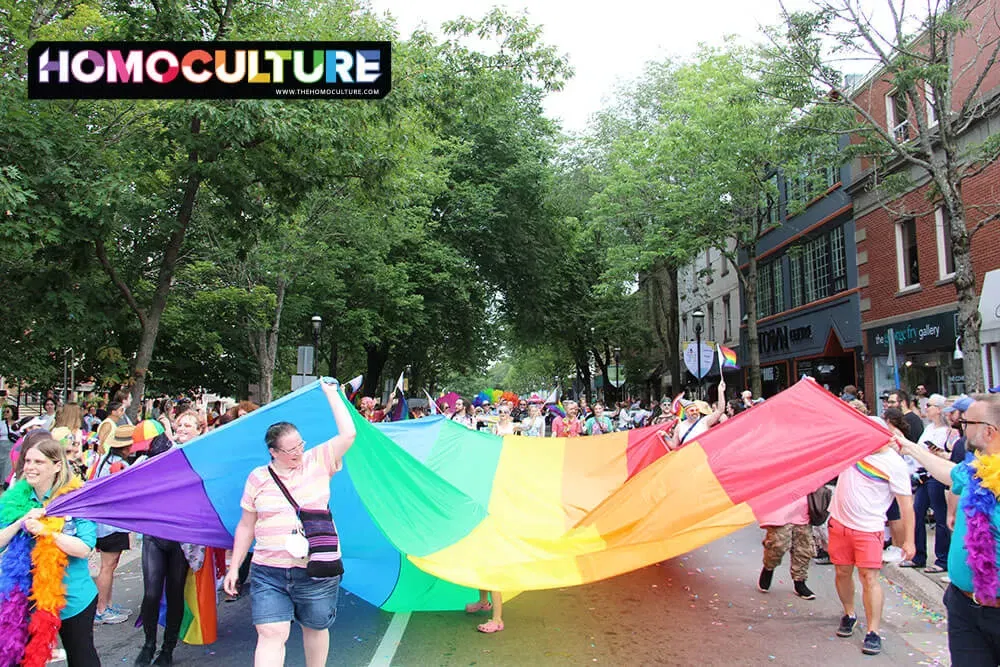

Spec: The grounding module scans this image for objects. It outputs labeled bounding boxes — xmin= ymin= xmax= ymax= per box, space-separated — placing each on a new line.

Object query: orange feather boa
xmin=21 ymin=478 xmax=82 ymax=667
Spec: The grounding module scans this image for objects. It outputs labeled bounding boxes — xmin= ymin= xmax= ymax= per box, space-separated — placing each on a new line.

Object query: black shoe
xmin=757 ymin=567 xmax=774 ymax=592
xmin=862 ymin=631 xmax=882 ymax=655
xmin=135 ymin=643 xmax=156 ymax=666
xmin=152 ymin=649 xmax=173 ymax=666
xmin=794 ymin=580 xmax=816 ymax=600
xmin=836 ymin=614 xmax=858 ymax=637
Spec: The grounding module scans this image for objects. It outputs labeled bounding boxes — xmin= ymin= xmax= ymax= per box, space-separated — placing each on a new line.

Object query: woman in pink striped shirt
xmin=223 ymin=381 xmax=356 ymax=667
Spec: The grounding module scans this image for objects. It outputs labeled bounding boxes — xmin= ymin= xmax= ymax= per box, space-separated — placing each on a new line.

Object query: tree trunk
xmin=362 ymin=343 xmax=389 ymax=398
xmin=663 ymin=264 xmax=681 ymax=397
xmin=745 ymin=254 xmax=762 ymax=398
xmin=945 ymin=190 xmax=984 ymax=392
xmin=591 ymin=345 xmax=610 ymax=403
xmin=256 ymin=277 xmax=287 ymax=405
xmin=124 ymin=117 xmax=203 ymax=420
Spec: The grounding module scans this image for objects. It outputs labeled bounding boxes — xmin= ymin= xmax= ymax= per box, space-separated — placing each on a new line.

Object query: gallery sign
xmin=867 ymin=311 xmax=957 ymax=355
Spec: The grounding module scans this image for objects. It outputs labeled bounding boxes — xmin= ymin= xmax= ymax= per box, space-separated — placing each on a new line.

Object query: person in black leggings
xmin=136 ymin=535 xmax=188 ymax=665
xmin=135 ymin=435 xmax=189 ymax=667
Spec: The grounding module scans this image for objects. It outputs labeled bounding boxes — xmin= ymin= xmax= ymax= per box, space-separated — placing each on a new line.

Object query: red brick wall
xmin=857 ymin=159 xmax=1000 ymax=324
xmin=850 ymin=0 xmax=1000 ymax=173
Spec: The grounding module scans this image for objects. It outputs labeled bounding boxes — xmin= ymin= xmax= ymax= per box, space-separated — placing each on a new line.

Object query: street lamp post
xmin=692 ymin=309 xmax=705 ymax=400
xmin=311 ymin=315 xmax=322 ymax=375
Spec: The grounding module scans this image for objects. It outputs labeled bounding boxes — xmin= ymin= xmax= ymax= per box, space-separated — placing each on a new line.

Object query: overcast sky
xmin=369 ymin=0 xmax=789 ymax=133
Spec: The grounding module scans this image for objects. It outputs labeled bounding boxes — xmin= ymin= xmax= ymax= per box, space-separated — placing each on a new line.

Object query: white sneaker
xmin=882 ymin=545 xmax=904 ymax=563
xmin=94 ymin=608 xmax=129 ymax=625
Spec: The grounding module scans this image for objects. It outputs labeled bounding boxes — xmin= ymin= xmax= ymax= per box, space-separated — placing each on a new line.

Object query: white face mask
xmin=285 ymin=529 xmax=309 ymax=559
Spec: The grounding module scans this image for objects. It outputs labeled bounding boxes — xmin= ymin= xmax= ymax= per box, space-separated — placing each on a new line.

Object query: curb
xmin=881 ymin=561 xmax=948 ymax=615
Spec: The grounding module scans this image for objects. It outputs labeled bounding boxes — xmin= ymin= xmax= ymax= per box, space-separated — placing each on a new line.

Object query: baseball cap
xmin=926 ymin=393 xmax=947 ymax=408
xmin=944 ymin=395 xmax=974 ymax=413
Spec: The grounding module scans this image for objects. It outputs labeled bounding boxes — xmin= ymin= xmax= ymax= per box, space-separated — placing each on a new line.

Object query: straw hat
xmin=110 ymin=425 xmax=135 ymax=449
xmin=688 ymin=400 xmax=712 ymax=416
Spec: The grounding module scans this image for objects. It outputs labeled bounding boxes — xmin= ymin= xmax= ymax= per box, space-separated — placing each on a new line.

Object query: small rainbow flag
xmin=718 ymin=345 xmax=739 ymax=369
xmin=547 ymin=402 xmax=566 ymax=418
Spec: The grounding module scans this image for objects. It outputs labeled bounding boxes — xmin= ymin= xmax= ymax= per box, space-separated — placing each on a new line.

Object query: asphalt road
xmin=93 ymin=526 xmax=950 ymax=666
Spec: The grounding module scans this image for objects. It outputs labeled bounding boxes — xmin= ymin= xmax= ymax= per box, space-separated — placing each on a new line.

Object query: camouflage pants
xmin=762 ymin=524 xmax=815 ymax=581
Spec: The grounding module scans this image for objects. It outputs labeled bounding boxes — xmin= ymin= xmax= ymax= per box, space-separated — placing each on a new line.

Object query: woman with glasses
xmin=224 ymin=381 xmax=356 ymax=667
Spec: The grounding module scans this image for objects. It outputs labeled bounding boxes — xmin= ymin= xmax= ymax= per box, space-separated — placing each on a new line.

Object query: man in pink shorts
xmin=828 ymin=439 xmax=914 ymax=656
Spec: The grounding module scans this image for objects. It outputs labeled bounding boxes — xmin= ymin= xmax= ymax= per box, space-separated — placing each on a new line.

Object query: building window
xmin=789 ymin=252 xmax=803 ymax=308
xmin=924 ymin=81 xmax=937 ymax=127
xmin=935 ymin=207 xmax=955 ymax=279
xmin=830 ymin=225 xmax=848 ymax=292
xmin=886 ymin=90 xmax=909 ymax=142
xmin=786 ymin=224 xmax=849 ymax=307
xmin=757 ymin=260 xmax=784 ymax=318
xmin=895 ymin=217 xmax=920 ymax=288
xmin=720 ymin=247 xmax=729 ymax=276
xmin=804 ymin=234 xmax=830 ymax=302
xmin=772 ymin=259 xmax=784 ymax=314
xmin=758 ymin=261 xmax=773 ymax=318
xmin=786 ymin=165 xmax=839 ymax=212
xmin=682 ymin=314 xmax=688 ymax=341
xmin=723 ymin=294 xmax=732 ymax=341
xmin=708 ymin=302 xmax=716 ymax=341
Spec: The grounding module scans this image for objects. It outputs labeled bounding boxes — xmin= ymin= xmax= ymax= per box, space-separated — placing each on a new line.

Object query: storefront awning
xmin=982 ymin=270 xmax=1000 ymax=345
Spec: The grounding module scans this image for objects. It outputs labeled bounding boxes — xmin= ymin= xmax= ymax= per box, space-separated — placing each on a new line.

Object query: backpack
xmin=807 ymin=485 xmax=833 ymax=526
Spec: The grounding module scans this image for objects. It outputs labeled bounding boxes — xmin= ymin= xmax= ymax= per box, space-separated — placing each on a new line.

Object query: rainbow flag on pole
xmin=718 ymin=345 xmax=739 ymax=369
xmin=179 ymin=548 xmax=225 ymax=644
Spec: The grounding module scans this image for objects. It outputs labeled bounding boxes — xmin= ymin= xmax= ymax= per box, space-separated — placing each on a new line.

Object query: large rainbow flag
xmin=47 ymin=379 xmax=890 ymax=610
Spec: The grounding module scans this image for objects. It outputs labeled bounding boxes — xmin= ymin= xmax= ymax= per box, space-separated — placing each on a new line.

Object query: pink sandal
xmin=465 ymin=601 xmax=492 ymax=613
xmin=477 ymin=619 xmax=504 ymax=633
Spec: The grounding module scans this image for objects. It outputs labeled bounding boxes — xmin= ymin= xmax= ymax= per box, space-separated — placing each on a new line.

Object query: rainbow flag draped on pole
xmin=48 ymin=379 xmax=891 ymax=611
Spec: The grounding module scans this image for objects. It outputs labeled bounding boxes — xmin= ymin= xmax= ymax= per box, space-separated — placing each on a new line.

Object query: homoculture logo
xmin=27 ymin=41 xmax=391 ymax=99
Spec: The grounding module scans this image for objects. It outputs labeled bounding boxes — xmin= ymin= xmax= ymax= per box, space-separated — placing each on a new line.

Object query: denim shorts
xmin=250 ymin=564 xmax=340 ymax=629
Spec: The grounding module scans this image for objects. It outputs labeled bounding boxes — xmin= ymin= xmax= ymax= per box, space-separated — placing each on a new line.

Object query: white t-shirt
xmin=676 ymin=418 xmax=710 ymax=446
xmin=920 ymin=424 xmax=957 ymax=452
xmin=830 ymin=448 xmax=911 ymax=533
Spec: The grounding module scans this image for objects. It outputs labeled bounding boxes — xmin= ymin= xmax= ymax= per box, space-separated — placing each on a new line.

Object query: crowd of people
xmin=753 ymin=384 xmax=1000 ymax=662
xmin=0 ymin=388 xmax=244 ymax=666
xmin=2 ymin=379 xmax=1000 ymax=665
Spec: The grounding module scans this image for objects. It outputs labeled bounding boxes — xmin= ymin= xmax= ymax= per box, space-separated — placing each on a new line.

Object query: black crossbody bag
xmin=267 ymin=467 xmax=344 ymax=578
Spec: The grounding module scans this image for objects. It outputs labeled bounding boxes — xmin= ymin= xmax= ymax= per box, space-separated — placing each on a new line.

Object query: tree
xmin=591 ymin=48 xmax=824 ymax=397
xmin=764 ymin=0 xmax=1000 ymax=391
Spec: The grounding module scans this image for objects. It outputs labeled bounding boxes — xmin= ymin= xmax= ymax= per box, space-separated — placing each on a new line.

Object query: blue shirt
xmin=948 ymin=462 xmax=1000 ymax=595
xmin=0 ymin=488 xmax=98 ymax=620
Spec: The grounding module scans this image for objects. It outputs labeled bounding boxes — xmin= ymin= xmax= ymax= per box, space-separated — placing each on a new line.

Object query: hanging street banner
xmin=683 ymin=341 xmax=717 ymax=379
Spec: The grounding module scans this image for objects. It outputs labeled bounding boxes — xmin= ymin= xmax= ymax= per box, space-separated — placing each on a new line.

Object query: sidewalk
xmin=880 ymin=524 xmax=951 ymax=616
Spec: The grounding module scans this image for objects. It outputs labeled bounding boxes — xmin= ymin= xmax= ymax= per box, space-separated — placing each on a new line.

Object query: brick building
xmin=849 ymin=2 xmax=1000 ymax=398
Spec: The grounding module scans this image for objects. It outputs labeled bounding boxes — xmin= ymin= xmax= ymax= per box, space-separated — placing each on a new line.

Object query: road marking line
xmin=367 ymin=611 xmax=411 ymax=667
